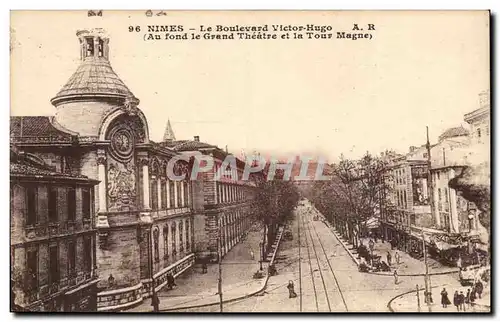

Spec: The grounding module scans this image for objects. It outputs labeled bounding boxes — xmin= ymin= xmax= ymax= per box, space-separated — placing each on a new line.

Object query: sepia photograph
xmin=9 ymin=10 xmax=491 ymax=313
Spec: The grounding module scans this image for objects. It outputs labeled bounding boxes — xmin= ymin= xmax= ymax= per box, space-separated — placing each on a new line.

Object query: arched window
xmin=185 ymin=220 xmax=190 ymax=251
xmin=179 ymin=221 xmax=184 ymax=252
xmin=153 ymin=228 xmax=159 ymax=263
xmin=163 ymin=225 xmax=169 ymax=259
xmin=161 ymin=179 xmax=167 ymax=210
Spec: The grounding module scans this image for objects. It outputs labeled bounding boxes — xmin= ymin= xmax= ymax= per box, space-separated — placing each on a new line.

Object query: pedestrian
xmin=475 ymin=281 xmax=483 ymax=299
xmin=250 ymin=250 xmax=255 ymax=260
xmin=465 ymin=289 xmax=471 ymax=309
xmin=453 ymin=291 xmax=460 ymax=311
xmin=441 ymin=288 xmax=451 ymax=308
xmin=202 ymin=262 xmax=208 ymax=274
xmin=470 ymin=288 xmax=476 ymax=310
xmin=387 ymin=252 xmax=392 ymax=266
xmin=151 ymin=292 xmax=160 ymax=312
xmin=287 ymin=280 xmax=297 ymax=298
xmin=395 ymin=251 xmax=401 ymax=265
xmin=393 ymin=269 xmax=398 ymax=285
xmin=459 ymin=291 xmax=465 ymax=311
xmin=167 ymin=273 xmax=176 ymax=290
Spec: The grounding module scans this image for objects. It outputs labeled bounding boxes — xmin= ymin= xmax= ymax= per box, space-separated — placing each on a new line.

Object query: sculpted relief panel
xmin=105 ymin=119 xmax=143 ymax=212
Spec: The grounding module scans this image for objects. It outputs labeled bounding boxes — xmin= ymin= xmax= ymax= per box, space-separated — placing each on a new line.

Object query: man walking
xmin=395 ymin=251 xmax=401 ymax=265
xmin=459 ymin=291 xmax=466 ymax=311
xmin=387 ymin=251 xmax=392 ymax=266
xmin=393 ymin=269 xmax=399 ymax=285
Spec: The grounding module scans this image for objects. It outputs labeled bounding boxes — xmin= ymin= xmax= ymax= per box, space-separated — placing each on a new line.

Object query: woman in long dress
xmin=440 ymin=288 xmax=451 ymax=308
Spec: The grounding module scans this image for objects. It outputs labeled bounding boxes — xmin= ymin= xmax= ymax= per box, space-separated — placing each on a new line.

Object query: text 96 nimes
xmin=131 ymin=24 xmax=376 ymax=41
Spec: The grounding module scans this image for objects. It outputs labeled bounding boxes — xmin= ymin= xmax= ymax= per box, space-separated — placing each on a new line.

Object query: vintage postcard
xmin=10 ymin=10 xmax=491 ymax=313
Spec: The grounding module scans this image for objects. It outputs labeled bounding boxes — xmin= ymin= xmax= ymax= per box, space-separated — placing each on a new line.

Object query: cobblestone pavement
xmin=126 ymin=222 xmax=268 ymax=312
xmin=173 ymin=200 xmax=481 ymax=313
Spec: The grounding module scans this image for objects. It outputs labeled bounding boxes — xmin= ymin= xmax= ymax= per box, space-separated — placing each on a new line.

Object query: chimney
xmin=194 ymin=136 xmax=200 ymax=142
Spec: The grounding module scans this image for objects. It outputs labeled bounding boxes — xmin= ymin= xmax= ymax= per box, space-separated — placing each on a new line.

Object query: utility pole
xmin=422 ymin=230 xmax=431 ymax=309
xmin=218 ymin=219 xmax=223 ymax=312
xmin=425 ymin=126 xmax=434 ymax=309
xmin=148 ymin=226 xmax=157 ymax=312
xmin=298 ymin=208 xmax=302 ymax=312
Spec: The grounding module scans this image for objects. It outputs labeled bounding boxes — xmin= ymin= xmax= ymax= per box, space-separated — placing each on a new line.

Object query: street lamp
xmin=467 ymin=213 xmax=474 ymax=232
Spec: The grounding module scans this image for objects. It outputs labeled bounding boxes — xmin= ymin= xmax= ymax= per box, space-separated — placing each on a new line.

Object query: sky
xmin=10 ymin=11 xmax=489 ymax=162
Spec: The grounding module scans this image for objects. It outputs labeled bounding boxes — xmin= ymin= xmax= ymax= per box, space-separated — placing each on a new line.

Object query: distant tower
xmin=163 ymin=119 xmax=176 ymax=142
xmin=51 ymin=28 xmax=139 ymax=136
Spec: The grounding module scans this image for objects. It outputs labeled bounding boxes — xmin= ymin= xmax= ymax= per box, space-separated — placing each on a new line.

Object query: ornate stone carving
xmin=122 ymin=97 xmax=140 ymax=117
xmin=138 ymin=157 xmax=149 ymax=167
xmin=107 ymin=162 xmax=137 ymax=211
xmin=97 ymin=150 xmax=107 ymax=165
xmin=109 ymin=127 xmax=134 ymax=163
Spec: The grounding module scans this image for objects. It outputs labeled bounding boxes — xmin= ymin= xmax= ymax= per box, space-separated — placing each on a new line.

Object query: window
xmin=67 ymin=186 xmax=76 ymax=221
xmin=85 ymin=37 xmax=94 ymax=56
xmin=151 ymin=178 xmax=158 ymax=210
xmin=217 ymin=183 xmax=221 ymax=204
xmin=179 ymin=222 xmax=184 ymax=252
xmin=67 ymin=241 xmax=76 ymax=277
xmin=26 ymin=248 xmax=38 ymax=291
xmin=163 ymin=226 xmax=169 ymax=258
xmin=185 ymin=220 xmax=190 ymax=251
xmin=153 ymin=228 xmax=159 ymax=262
xmin=48 ymin=186 xmax=58 ymax=223
xmin=423 ymin=153 xmax=428 ymax=158
xmin=183 ymin=181 xmax=189 ymax=207
xmin=83 ymin=236 xmax=92 ymax=272
xmin=438 ymin=188 xmax=443 ymax=211
xmin=161 ymin=181 xmax=167 ymax=209
xmin=403 ymin=190 xmax=407 ymax=208
xmin=477 ymin=128 xmax=482 ymax=138
xmin=176 ymin=181 xmax=182 ymax=207
xmin=82 ymin=188 xmax=91 ymax=220
xmin=49 ymin=245 xmax=59 ymax=284
xmin=444 ymin=188 xmax=449 ymax=212
xmin=26 ymin=185 xmax=37 ymax=226
xmin=98 ymin=39 xmax=104 ymax=57
xmin=169 ymin=181 xmax=175 ymax=208
xmin=171 ymin=225 xmax=177 ymax=256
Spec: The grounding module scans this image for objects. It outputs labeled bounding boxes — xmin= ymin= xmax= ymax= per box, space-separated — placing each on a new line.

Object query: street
xmin=164 ymin=199 xmax=480 ymax=312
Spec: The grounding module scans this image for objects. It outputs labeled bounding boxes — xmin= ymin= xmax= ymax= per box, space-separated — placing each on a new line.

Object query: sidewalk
xmin=358 ymin=237 xmax=459 ymax=276
xmin=126 ymin=223 xmax=270 ymax=312
xmin=389 ymin=284 xmax=491 ymax=312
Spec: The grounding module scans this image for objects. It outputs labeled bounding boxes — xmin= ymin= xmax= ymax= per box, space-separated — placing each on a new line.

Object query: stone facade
xmin=10 ymin=28 xmax=261 ymax=311
xmin=10 ymin=149 xmax=99 ymax=312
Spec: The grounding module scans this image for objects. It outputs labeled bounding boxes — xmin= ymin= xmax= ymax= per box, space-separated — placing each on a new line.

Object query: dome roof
xmin=51 ymin=57 xmax=136 ymax=106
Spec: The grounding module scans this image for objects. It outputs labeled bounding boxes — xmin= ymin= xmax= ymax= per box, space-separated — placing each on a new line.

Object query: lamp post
xmin=148 ymin=225 xmax=158 ymax=312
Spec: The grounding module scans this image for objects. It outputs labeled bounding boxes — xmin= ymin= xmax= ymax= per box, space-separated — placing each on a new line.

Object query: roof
xmin=51 ymin=57 xmax=136 ymax=106
xmin=10 ymin=116 xmax=75 ymax=143
xmin=163 ymin=140 xmax=217 ymax=152
xmin=10 ymin=149 xmax=95 ymax=182
xmin=439 ymin=126 xmax=469 ymax=141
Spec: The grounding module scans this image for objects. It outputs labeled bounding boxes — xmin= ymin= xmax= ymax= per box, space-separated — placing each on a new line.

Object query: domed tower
xmin=51 ymin=28 xmax=140 ymax=136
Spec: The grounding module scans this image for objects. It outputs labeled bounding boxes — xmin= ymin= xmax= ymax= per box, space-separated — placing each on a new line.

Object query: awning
xmin=363 ymin=217 xmax=380 ymax=229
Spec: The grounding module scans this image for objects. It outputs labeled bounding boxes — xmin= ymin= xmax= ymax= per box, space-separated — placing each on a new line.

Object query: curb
xmin=330 ymin=226 xmax=459 ymax=278
xmin=157 ymin=227 xmax=285 ymax=312
xmin=330 ymin=228 xmax=360 ymax=266
xmin=387 ymin=284 xmax=491 ymax=313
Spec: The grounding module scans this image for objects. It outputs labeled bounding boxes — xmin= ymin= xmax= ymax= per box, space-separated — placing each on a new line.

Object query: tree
xmin=255 ymin=165 xmax=300 ymax=256
xmin=310 ymin=152 xmax=392 ymax=248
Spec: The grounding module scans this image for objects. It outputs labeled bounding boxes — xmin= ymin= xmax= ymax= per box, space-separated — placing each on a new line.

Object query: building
xmin=163 ymin=131 xmax=259 ymax=262
xmin=10 ymin=28 xmax=261 ymax=311
xmin=10 ymin=147 xmax=99 ymax=312
xmin=464 ymin=90 xmax=490 ymax=146
xmin=10 ymin=28 xmax=196 ymax=311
